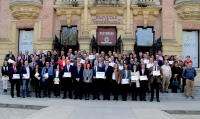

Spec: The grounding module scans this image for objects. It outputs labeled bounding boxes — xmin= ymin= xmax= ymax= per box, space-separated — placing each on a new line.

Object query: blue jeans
xmin=22 ymin=79 xmax=30 ymax=96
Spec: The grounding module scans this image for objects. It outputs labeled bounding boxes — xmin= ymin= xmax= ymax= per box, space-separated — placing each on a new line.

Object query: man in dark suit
xmin=73 ymin=63 xmax=83 ymax=100
xmin=62 ymin=60 xmax=73 ymax=99
xmin=8 ymin=62 xmax=20 ymax=98
xmin=102 ymin=60 xmax=113 ymax=100
xmin=73 ymin=57 xmax=84 ymax=70
xmin=5 ymin=50 xmax=15 ymax=67
xmin=92 ymin=53 xmax=100 ymax=67
xmin=92 ymin=60 xmax=102 ymax=100
xmin=39 ymin=56 xmax=46 ymax=69
xmin=155 ymin=54 xmax=163 ymax=66
xmin=20 ymin=61 xmax=32 ymax=98
xmin=139 ymin=63 xmax=148 ymax=101
xmin=148 ymin=60 xmax=162 ymax=102
xmin=24 ymin=50 xmax=30 ymax=62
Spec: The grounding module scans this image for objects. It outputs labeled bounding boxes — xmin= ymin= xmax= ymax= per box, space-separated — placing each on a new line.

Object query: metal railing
xmin=89 ymin=0 xmax=125 ymax=6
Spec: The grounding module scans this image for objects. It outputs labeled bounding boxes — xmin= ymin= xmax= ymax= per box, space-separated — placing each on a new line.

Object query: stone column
xmin=82 ymin=0 xmax=89 ymax=34
xmin=79 ymin=0 xmax=91 ymax=52
xmin=122 ymin=0 xmax=134 ymax=53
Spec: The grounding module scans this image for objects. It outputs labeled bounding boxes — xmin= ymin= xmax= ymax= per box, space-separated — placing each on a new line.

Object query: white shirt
xmin=112 ymin=72 xmax=115 ymax=80
xmin=56 ymin=70 xmax=59 ymax=77
xmin=26 ymin=67 xmax=30 ymax=75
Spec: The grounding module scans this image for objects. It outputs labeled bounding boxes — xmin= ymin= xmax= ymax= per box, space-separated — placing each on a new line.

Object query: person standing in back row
xmin=183 ymin=62 xmax=196 ymax=99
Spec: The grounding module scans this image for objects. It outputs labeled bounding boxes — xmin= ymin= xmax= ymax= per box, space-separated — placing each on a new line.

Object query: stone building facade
xmin=0 ymin=0 xmax=200 ymax=71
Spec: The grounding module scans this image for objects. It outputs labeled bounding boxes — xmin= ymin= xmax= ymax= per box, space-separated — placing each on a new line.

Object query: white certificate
xmin=54 ymin=78 xmax=59 ymax=84
xmin=80 ymin=59 xmax=85 ymax=64
xmin=2 ymin=76 xmax=9 ymax=80
xmin=122 ymin=79 xmax=129 ymax=84
xmin=131 ymin=76 xmax=139 ymax=81
xmin=169 ymin=61 xmax=174 ymax=64
xmin=109 ymin=63 xmax=115 ymax=67
xmin=64 ymin=72 xmax=71 ymax=77
xmin=89 ymin=55 xmax=95 ymax=60
xmin=37 ymin=77 xmax=41 ymax=80
xmin=119 ymin=66 xmax=123 ymax=70
xmin=146 ymin=63 xmax=153 ymax=68
xmin=153 ymin=71 xmax=160 ymax=76
xmin=140 ymin=76 xmax=147 ymax=80
xmin=13 ymin=74 xmax=20 ymax=79
xmin=8 ymin=59 xmax=14 ymax=63
xmin=23 ymin=74 xmax=30 ymax=79
xmin=144 ymin=60 xmax=149 ymax=64
xmin=70 ymin=63 xmax=74 ymax=66
xmin=34 ymin=72 xmax=39 ymax=77
xmin=44 ymin=73 xmax=48 ymax=78
xmin=96 ymin=72 xmax=105 ymax=78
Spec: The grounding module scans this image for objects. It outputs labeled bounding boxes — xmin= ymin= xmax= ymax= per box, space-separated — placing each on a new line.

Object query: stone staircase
xmin=0 ymin=79 xmax=200 ymax=101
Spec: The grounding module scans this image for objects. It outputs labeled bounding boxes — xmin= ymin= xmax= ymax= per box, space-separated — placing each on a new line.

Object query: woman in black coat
xmin=32 ymin=64 xmax=42 ymax=98
xmin=171 ymin=61 xmax=182 ymax=93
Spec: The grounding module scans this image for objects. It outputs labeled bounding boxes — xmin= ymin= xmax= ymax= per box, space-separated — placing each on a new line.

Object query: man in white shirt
xmin=161 ymin=60 xmax=172 ymax=93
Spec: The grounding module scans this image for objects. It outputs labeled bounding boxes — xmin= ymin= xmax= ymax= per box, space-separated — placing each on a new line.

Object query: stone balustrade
xmin=10 ymin=0 xmax=42 ymax=5
xmin=132 ymin=0 xmax=160 ymax=7
xmin=175 ymin=0 xmax=200 ymax=6
xmin=89 ymin=0 xmax=125 ymax=6
xmin=55 ymin=0 xmax=83 ymax=7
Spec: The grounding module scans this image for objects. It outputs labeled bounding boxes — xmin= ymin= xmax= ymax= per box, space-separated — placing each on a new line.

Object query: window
xmin=136 ymin=28 xmax=154 ymax=46
xmin=61 ymin=26 xmax=77 ymax=45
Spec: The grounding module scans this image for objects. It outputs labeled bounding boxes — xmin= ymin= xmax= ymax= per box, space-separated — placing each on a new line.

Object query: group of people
xmin=1 ymin=49 xmax=197 ymax=102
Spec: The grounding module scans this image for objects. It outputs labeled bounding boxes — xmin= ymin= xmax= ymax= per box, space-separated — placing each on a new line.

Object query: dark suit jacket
xmin=32 ymin=68 xmax=42 ymax=83
xmin=73 ymin=68 xmax=83 ymax=82
xmin=62 ymin=65 xmax=73 ymax=78
xmin=8 ymin=67 xmax=19 ymax=80
xmin=139 ymin=68 xmax=148 ymax=76
xmin=39 ymin=61 xmax=46 ymax=69
xmin=102 ymin=65 xmax=113 ymax=79
xmin=92 ymin=66 xmax=102 ymax=77
xmin=92 ymin=58 xmax=98 ymax=67
xmin=1 ymin=66 xmax=9 ymax=76
xmin=54 ymin=69 xmax=62 ymax=78
xmin=20 ymin=66 xmax=32 ymax=79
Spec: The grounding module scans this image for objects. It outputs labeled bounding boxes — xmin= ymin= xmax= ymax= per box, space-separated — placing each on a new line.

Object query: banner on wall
xmin=19 ymin=30 xmax=34 ymax=54
xmin=97 ymin=27 xmax=116 ymax=46
xmin=182 ymin=31 xmax=199 ymax=67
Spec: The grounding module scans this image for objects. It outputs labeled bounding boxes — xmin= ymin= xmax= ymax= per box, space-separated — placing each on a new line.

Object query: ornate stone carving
xmin=9 ymin=0 xmax=42 ymax=19
xmin=131 ymin=0 xmax=161 ymax=27
xmin=175 ymin=0 xmax=200 ymax=20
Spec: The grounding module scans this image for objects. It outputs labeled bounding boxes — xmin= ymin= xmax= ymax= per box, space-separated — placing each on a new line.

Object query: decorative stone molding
xmin=9 ymin=0 xmax=42 ymax=19
xmin=131 ymin=0 xmax=161 ymax=27
xmin=175 ymin=0 xmax=200 ymax=20
xmin=55 ymin=0 xmax=83 ymax=7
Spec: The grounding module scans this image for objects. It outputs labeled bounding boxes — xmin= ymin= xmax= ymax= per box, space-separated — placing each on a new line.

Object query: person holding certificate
xmin=1 ymin=60 xmax=9 ymax=92
xmin=139 ymin=64 xmax=148 ymax=101
xmin=53 ymin=65 xmax=61 ymax=98
xmin=112 ymin=64 xmax=121 ymax=101
xmin=121 ymin=63 xmax=131 ymax=101
xmin=41 ymin=62 xmax=53 ymax=98
xmin=62 ymin=60 xmax=73 ymax=99
xmin=32 ymin=64 xmax=42 ymax=98
xmin=20 ymin=61 xmax=32 ymax=98
xmin=83 ymin=63 xmax=93 ymax=100
xmin=102 ymin=60 xmax=113 ymax=100
xmin=8 ymin=62 xmax=20 ymax=98
xmin=92 ymin=60 xmax=102 ymax=100
xmin=131 ymin=65 xmax=140 ymax=101
xmin=73 ymin=63 xmax=83 ymax=100
xmin=148 ymin=60 xmax=162 ymax=102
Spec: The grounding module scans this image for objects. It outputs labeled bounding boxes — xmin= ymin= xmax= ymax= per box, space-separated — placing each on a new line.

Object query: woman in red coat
xmin=59 ymin=55 xmax=66 ymax=70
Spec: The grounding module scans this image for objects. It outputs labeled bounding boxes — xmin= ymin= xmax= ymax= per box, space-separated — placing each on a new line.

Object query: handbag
xmin=172 ymin=78 xmax=179 ymax=87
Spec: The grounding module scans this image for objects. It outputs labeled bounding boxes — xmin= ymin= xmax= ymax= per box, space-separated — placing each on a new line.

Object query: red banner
xmin=97 ymin=27 xmax=116 ymax=46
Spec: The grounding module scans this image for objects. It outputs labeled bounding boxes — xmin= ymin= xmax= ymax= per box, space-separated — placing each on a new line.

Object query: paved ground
xmin=0 ymin=94 xmax=199 ymax=119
